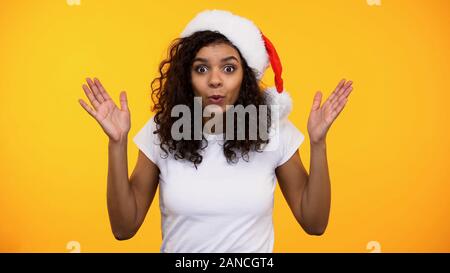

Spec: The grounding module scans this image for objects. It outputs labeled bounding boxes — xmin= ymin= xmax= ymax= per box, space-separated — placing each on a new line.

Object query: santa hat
xmin=180 ymin=9 xmax=293 ymax=120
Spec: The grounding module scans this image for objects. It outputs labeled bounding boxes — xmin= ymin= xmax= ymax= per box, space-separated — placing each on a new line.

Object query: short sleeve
xmin=132 ymin=116 xmax=161 ymax=166
xmin=276 ymin=119 xmax=305 ymax=167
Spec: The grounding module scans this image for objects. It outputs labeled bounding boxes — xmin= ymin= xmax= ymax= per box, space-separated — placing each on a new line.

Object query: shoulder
xmin=274 ymin=118 xmax=305 ymax=145
xmin=132 ymin=115 xmax=162 ymax=165
xmin=273 ymin=118 xmax=305 ymax=167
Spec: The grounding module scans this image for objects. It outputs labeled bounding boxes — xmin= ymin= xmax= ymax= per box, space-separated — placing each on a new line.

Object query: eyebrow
xmin=192 ymin=56 xmax=240 ymax=64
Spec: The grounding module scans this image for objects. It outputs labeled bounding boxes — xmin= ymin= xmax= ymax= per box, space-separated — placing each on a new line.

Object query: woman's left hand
xmin=307 ymin=79 xmax=353 ymax=144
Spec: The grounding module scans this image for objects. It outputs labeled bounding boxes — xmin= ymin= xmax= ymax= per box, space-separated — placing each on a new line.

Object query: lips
xmin=208 ymin=95 xmax=225 ymax=104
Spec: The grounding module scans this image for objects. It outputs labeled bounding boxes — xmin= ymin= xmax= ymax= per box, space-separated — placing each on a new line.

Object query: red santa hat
xmin=180 ymin=9 xmax=293 ymax=120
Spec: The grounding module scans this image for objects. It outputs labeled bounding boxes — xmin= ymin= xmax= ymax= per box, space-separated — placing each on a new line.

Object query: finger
xmin=331 ymin=86 xmax=353 ymax=109
xmin=119 ymin=91 xmax=128 ymax=112
xmin=329 ymin=81 xmax=353 ymax=109
xmin=322 ymin=79 xmax=346 ymax=108
xmin=82 ymin=84 xmax=101 ymax=110
xmin=311 ymin=91 xmax=322 ymax=111
xmin=86 ymin=78 xmax=105 ymax=103
xmin=342 ymin=85 xmax=353 ymax=99
xmin=330 ymin=90 xmax=347 ymax=110
xmin=78 ymin=98 xmax=97 ymax=118
xmin=334 ymin=98 xmax=348 ymax=119
xmin=331 ymin=96 xmax=349 ymax=119
xmin=329 ymin=78 xmax=346 ymax=101
xmin=338 ymin=80 xmax=353 ymax=97
xmin=333 ymin=78 xmax=347 ymax=95
xmin=94 ymin=77 xmax=112 ymax=101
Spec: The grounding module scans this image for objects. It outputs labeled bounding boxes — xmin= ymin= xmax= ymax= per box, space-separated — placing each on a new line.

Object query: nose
xmin=208 ymin=69 xmax=223 ymax=89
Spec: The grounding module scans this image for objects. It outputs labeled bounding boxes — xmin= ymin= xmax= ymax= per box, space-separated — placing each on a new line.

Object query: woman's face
xmin=191 ymin=43 xmax=244 ymax=113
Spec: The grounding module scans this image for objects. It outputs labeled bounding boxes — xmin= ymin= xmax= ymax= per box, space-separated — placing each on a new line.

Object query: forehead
xmin=194 ymin=43 xmax=241 ymax=62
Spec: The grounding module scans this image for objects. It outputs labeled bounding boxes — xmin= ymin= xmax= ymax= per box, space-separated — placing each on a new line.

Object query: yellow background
xmin=1 ymin=0 xmax=449 ymax=253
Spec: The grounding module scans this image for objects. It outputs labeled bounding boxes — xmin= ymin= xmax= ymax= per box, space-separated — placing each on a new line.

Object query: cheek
xmin=227 ymin=76 xmax=243 ymax=103
xmin=191 ymin=76 xmax=206 ymax=97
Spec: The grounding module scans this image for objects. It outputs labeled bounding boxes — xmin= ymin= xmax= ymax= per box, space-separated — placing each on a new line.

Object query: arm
xmin=79 ymin=77 xmax=159 ymax=240
xmin=108 ymin=139 xmax=159 ymax=240
xmin=304 ymin=141 xmax=330 ymax=234
xmin=276 ymin=78 xmax=354 ymax=236
xmin=275 ymin=145 xmax=330 ymax=236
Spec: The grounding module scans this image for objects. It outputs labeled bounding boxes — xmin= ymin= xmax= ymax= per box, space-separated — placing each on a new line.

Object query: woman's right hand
xmin=79 ymin=78 xmax=131 ymax=143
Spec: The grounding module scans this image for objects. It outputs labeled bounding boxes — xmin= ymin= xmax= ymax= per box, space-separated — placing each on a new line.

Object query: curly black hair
xmin=150 ymin=30 xmax=271 ymax=168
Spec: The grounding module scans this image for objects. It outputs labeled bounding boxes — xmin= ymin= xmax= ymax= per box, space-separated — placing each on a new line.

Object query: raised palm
xmin=307 ymin=79 xmax=353 ymax=144
xmin=79 ymin=78 xmax=130 ymax=142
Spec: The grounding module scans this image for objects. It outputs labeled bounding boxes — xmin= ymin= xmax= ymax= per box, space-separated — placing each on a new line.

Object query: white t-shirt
xmin=132 ymin=115 xmax=305 ymax=253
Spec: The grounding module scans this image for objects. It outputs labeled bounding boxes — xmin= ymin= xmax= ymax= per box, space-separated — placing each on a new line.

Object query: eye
xmin=195 ymin=65 xmax=208 ymax=73
xmin=224 ymin=65 xmax=236 ymax=73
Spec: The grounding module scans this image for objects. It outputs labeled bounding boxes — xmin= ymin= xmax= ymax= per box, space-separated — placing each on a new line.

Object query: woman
xmin=78 ymin=10 xmax=353 ymax=253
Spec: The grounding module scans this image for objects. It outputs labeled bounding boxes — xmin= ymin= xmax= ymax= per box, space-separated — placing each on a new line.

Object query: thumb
xmin=311 ymin=91 xmax=322 ymax=111
xmin=119 ymin=91 xmax=129 ymax=112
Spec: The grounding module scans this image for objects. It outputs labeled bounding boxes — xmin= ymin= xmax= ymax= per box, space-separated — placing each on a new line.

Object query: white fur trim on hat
xmin=180 ymin=10 xmax=269 ymax=80
xmin=264 ymin=87 xmax=293 ymax=120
